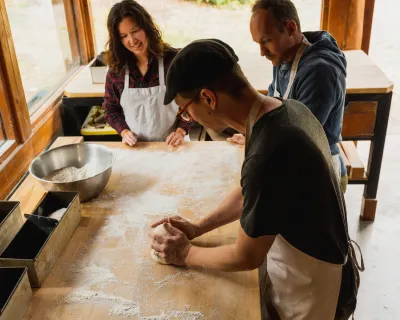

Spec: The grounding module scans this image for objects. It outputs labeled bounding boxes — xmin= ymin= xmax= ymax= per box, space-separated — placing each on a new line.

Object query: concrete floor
xmin=345 ymin=135 xmax=400 ymax=319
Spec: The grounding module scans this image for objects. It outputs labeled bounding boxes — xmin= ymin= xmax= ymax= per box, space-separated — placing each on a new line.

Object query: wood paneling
xmin=0 ymin=0 xmax=32 ymax=142
xmin=342 ymin=101 xmax=377 ymax=138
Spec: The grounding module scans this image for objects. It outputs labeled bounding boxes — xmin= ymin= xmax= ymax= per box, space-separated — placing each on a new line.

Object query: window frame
xmin=0 ymin=0 xmax=95 ymax=198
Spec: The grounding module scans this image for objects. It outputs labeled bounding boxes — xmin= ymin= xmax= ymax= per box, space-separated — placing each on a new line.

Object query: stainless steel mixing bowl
xmin=29 ymin=143 xmax=116 ymax=202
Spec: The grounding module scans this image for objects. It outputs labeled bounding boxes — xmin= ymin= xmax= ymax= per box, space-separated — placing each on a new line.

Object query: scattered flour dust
xmin=62 ymin=290 xmax=140 ymax=317
xmin=140 ymin=311 xmax=204 ymax=320
xmin=70 ymin=263 xmax=119 ymax=289
xmin=44 ymin=160 xmax=104 ymax=182
xmin=59 ymin=144 xmax=237 ymax=317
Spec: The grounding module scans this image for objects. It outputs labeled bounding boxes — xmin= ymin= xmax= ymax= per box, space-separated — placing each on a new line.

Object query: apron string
xmin=245 ymin=94 xmax=267 ymax=148
xmin=158 ymin=58 xmax=165 ymax=87
xmin=124 ymin=57 xmax=165 ymax=89
xmin=274 ymin=35 xmax=310 ymax=99
xmin=124 ymin=66 xmax=130 ymax=89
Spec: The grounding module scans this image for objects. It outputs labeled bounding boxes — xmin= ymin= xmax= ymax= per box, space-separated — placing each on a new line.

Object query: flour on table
xmin=70 ymin=262 xmax=118 ymax=289
xmin=58 ymin=144 xmax=240 ymax=317
xmin=140 ymin=310 xmax=204 ymax=320
xmin=62 ymin=290 xmax=140 ymax=317
xmin=44 ymin=160 xmax=103 ymax=182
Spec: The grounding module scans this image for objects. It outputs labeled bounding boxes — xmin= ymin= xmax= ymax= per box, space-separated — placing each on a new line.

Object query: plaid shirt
xmin=103 ymin=48 xmax=193 ymax=135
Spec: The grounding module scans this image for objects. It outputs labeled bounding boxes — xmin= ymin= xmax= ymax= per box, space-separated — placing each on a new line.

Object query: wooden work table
xmin=11 ymin=137 xmax=260 ymax=320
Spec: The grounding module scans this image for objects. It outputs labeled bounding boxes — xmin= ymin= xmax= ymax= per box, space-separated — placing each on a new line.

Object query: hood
xmin=301 ymin=31 xmax=347 ymax=77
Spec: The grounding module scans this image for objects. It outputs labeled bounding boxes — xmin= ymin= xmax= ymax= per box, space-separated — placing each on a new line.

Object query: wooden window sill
xmin=0 ymin=140 xmax=17 ymax=166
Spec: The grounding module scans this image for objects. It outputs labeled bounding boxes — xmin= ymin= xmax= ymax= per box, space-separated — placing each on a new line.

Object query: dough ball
xmin=151 ymin=224 xmax=171 ymax=265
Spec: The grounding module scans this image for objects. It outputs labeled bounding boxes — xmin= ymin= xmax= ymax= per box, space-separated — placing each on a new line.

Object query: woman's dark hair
xmin=105 ymin=0 xmax=172 ymax=73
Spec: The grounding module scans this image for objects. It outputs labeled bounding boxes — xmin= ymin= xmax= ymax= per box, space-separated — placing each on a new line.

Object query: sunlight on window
xmin=5 ymin=0 xmax=80 ymax=114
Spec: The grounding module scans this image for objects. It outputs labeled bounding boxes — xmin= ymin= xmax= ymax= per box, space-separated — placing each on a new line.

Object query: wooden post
xmin=72 ymin=0 xmax=96 ymax=64
xmin=361 ymin=0 xmax=376 ymax=54
xmin=321 ymin=0 xmax=371 ymax=51
xmin=0 ymin=0 xmax=32 ymax=142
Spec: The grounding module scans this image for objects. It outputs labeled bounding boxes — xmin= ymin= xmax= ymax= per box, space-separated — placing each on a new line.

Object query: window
xmin=0 ymin=0 xmax=94 ymax=198
xmin=5 ymin=0 xmax=81 ymax=115
xmin=91 ymin=0 xmax=322 ymax=57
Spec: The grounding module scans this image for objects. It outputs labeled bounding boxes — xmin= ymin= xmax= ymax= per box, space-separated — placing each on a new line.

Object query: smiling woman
xmin=101 ymin=0 xmax=194 ymax=146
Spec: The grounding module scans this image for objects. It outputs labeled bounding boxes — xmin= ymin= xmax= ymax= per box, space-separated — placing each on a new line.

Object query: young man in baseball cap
xmin=150 ymin=39 xmax=363 ymax=320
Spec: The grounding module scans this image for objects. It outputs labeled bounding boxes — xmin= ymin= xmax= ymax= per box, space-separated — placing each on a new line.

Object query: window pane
xmin=91 ymin=0 xmax=321 ymax=56
xmin=0 ymin=112 xmax=6 ymax=147
xmin=6 ymin=0 xmax=80 ymax=114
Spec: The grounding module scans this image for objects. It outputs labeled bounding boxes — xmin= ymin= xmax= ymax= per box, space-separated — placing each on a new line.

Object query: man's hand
xmin=151 ymin=216 xmax=199 ymax=240
xmin=121 ymin=129 xmax=137 ymax=146
xmin=149 ymin=223 xmax=192 ymax=266
xmin=227 ymin=133 xmax=245 ymax=145
xmin=166 ymin=128 xmax=186 ymax=146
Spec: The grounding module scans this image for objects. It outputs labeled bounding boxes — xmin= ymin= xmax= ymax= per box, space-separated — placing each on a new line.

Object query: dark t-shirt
xmin=240 ymin=99 xmax=348 ymax=264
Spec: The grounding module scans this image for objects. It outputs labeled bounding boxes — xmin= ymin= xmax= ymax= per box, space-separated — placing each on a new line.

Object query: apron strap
xmin=124 ymin=66 xmax=130 ymax=89
xmin=245 ymin=94 xmax=267 ymax=148
xmin=158 ymin=58 xmax=165 ymax=87
xmin=274 ymin=36 xmax=310 ymax=99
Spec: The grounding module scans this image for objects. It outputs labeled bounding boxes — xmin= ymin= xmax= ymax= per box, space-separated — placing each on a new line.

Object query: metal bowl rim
xmin=29 ymin=143 xmax=116 ymax=184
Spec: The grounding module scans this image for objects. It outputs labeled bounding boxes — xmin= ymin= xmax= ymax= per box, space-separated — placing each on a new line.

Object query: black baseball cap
xmin=164 ymin=39 xmax=239 ymax=105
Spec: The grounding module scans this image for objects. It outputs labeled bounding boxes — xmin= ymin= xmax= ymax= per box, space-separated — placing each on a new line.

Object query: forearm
xmin=103 ymin=107 xmax=129 ymax=134
xmin=196 ymin=185 xmax=243 ymax=236
xmin=185 ymin=244 xmax=253 ymax=272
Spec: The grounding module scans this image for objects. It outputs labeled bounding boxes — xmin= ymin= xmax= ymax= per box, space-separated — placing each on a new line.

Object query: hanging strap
xmin=274 ymin=36 xmax=310 ymax=99
xmin=124 ymin=66 xmax=130 ymax=89
xmin=158 ymin=58 xmax=165 ymax=87
xmin=124 ymin=58 xmax=165 ymax=89
xmin=334 ymin=174 xmax=365 ymax=271
xmin=245 ymin=94 xmax=267 ymax=149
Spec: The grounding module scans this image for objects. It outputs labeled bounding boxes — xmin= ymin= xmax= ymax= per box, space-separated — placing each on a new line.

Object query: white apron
xmin=273 ymin=37 xmax=341 ymax=180
xmin=120 ymin=58 xmax=180 ymax=142
xmin=246 ymin=95 xmax=343 ymax=320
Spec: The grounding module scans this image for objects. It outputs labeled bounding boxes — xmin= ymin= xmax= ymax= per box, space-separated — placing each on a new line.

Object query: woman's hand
xmin=166 ymin=128 xmax=186 ymax=146
xmin=121 ymin=129 xmax=137 ymax=146
xmin=227 ymin=133 xmax=245 ymax=145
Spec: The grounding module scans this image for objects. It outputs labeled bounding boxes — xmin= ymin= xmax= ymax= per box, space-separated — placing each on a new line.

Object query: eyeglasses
xmin=177 ymin=96 xmax=196 ymax=122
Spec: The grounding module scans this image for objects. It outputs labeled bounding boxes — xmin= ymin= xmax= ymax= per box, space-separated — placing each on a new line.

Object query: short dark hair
xmin=252 ymin=0 xmax=301 ymax=32
xmin=179 ymin=63 xmax=250 ymax=101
